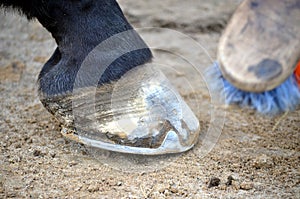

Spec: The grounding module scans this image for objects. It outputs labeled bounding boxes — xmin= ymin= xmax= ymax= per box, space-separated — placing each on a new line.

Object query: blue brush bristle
xmin=205 ymin=62 xmax=300 ymax=115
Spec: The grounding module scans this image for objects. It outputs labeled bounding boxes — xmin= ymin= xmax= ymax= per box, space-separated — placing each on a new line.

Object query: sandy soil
xmin=0 ymin=0 xmax=299 ymax=198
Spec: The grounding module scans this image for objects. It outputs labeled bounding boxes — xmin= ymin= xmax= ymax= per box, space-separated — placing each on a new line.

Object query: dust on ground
xmin=0 ymin=0 xmax=299 ymax=198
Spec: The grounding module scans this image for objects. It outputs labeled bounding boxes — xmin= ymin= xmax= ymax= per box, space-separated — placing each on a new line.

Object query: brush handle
xmin=295 ymin=60 xmax=300 ymax=86
xmin=218 ymin=0 xmax=300 ymax=92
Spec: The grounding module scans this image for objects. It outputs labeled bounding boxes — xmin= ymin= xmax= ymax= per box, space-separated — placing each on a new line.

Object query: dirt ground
xmin=0 ymin=0 xmax=299 ymax=198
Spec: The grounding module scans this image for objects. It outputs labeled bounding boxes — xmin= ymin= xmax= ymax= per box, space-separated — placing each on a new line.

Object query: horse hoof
xmin=41 ymin=63 xmax=200 ymax=155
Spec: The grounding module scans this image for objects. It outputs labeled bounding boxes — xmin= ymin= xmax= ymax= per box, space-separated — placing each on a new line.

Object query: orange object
xmin=295 ymin=60 xmax=300 ymax=87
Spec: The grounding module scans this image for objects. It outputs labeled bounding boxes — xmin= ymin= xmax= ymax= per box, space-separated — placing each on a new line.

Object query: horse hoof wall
xmin=44 ymin=63 xmax=200 ymax=155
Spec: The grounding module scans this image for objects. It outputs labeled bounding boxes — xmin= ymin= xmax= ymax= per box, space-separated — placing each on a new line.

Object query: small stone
xmin=26 ymin=138 xmax=33 ymax=144
xmin=87 ymin=184 xmax=99 ymax=192
xmin=225 ymin=175 xmax=234 ymax=186
xmin=169 ymin=187 xmax=178 ymax=193
xmin=117 ymin=181 xmax=122 ymax=186
xmin=49 ymin=152 xmax=56 ymax=158
xmin=240 ymin=181 xmax=254 ymax=190
xmin=164 ymin=189 xmax=170 ymax=196
xmin=69 ymin=161 xmax=78 ymax=167
xmin=33 ymin=150 xmax=41 ymax=157
xmin=253 ymin=154 xmax=273 ymax=169
xmin=74 ymin=186 xmax=82 ymax=191
xmin=208 ymin=177 xmax=221 ymax=188
xmin=158 ymin=187 xmax=166 ymax=193
xmin=158 ymin=185 xmax=168 ymax=193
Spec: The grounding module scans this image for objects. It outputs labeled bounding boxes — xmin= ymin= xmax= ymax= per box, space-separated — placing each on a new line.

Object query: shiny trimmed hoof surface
xmin=42 ymin=64 xmax=200 ymax=155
